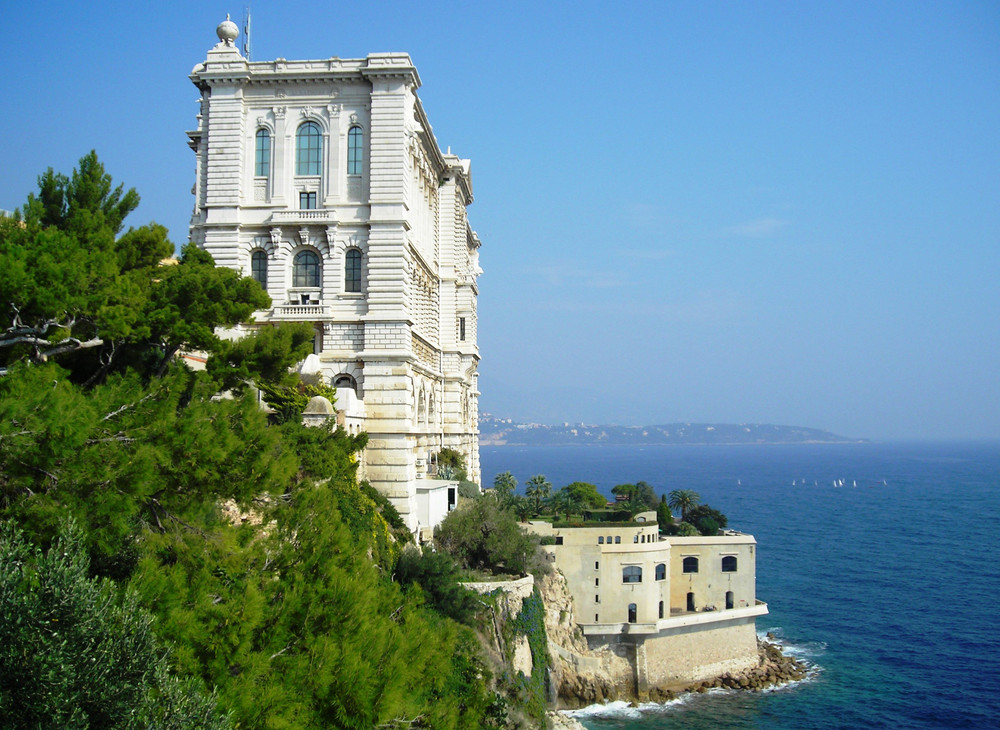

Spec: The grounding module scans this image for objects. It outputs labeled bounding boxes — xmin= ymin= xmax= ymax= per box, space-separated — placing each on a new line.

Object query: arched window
xmin=345 ymin=248 xmax=362 ymax=292
xmin=598 ymin=536 xmax=604 ymax=544
xmin=627 ymin=603 xmax=637 ymax=623
xmin=658 ymin=601 xmax=664 ymax=619
xmin=682 ymin=557 xmax=699 ymax=574
xmin=255 ymin=129 xmax=271 ymax=177
xmin=348 ymin=125 xmax=363 ymax=175
xmin=333 ymin=374 xmax=357 ymax=394
xmin=655 ymin=563 xmax=666 ymax=581
xmin=296 ymin=122 xmax=322 ymax=176
xmin=722 ymin=556 xmax=738 ymax=572
xmin=606 ymin=535 xmax=613 ymax=544
xmin=622 ymin=566 xmax=642 ymax=584
xmin=250 ymin=250 xmax=267 ymax=288
xmin=726 ymin=591 xmax=734 ymax=610
xmin=293 ymin=250 xmax=320 ymax=288
xmin=614 ymin=536 xmax=621 ymax=544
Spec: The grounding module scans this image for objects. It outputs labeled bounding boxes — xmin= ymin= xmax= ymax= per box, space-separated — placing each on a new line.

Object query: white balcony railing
xmin=275 ymin=304 xmax=330 ymax=318
xmin=270 ymin=209 xmax=334 ymax=223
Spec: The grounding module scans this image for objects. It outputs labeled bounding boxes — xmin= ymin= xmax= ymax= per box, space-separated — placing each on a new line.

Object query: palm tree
xmin=492 ymin=471 xmax=517 ymax=505
xmin=667 ymin=489 xmax=701 ymax=521
xmin=525 ymin=474 xmax=552 ymax=515
xmin=552 ymin=487 xmax=582 ymax=522
xmin=511 ymin=495 xmax=534 ymax=523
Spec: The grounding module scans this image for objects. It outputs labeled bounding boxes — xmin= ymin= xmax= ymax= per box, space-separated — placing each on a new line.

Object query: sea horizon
xmin=481 ymin=440 xmax=1000 ymax=729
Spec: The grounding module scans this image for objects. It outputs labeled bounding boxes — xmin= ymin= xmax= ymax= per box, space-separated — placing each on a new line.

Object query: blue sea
xmin=480 ymin=441 xmax=1000 ymax=729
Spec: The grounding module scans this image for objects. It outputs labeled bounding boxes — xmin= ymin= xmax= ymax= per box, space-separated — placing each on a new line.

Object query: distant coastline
xmin=479 ymin=417 xmax=864 ymax=447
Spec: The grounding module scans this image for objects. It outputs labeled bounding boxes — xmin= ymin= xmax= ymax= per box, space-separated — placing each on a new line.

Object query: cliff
xmin=536 ymin=571 xmax=810 ymax=710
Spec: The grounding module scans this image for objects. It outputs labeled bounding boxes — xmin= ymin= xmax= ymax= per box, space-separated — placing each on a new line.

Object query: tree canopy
xmin=0 ymin=152 xmax=269 ymax=383
xmin=0 ymin=154 xmax=511 ymax=728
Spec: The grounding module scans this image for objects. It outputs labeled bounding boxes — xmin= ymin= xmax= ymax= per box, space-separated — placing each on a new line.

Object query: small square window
xmin=299 ymin=192 xmax=317 ymax=210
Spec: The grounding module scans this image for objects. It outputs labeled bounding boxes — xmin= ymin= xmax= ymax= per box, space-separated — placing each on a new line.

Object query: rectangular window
xmin=459 ymin=317 xmax=466 ymax=341
xmin=595 ymin=578 xmax=599 ymax=586
xmin=595 ymin=614 xmax=599 ymax=622
xmin=595 ymin=595 xmax=599 ymax=604
xmin=348 ymin=126 xmax=363 ymax=175
xmin=255 ymin=130 xmax=271 ymax=177
xmin=554 ymin=536 xmax=563 ymax=545
xmin=595 ymin=561 xmax=599 ymax=570
xmin=299 ymin=192 xmax=317 ymax=209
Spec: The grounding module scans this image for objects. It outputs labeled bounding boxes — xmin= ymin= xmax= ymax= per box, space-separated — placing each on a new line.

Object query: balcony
xmin=273 ymin=304 xmax=331 ymax=319
xmin=269 ymin=209 xmax=334 ymax=224
xmin=581 ymin=600 xmax=768 ymax=637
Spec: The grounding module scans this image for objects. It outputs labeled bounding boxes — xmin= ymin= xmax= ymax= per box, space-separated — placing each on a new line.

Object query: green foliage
xmin=675 ymin=521 xmax=700 ymax=536
xmin=511 ymin=495 xmax=534 ymax=523
xmin=524 ymin=474 xmax=551 ymax=515
xmin=0 ymin=363 xmax=295 ymax=566
xmin=395 ymin=546 xmax=480 ymax=625
xmin=633 ymin=481 xmax=658 ymax=510
xmin=491 ymin=471 xmax=517 ymax=505
xmin=683 ymin=504 xmax=728 ymax=536
xmin=0 ymin=520 xmax=229 ymax=730
xmin=457 ymin=480 xmax=481 ymax=499
xmin=134 ymin=480 xmax=495 ymax=729
xmin=436 ymin=447 xmax=467 ymax=481
xmin=0 ymin=154 xmax=538 ymax=728
xmin=360 ymin=481 xmax=411 ymax=543
xmin=505 ymin=588 xmax=550 ymax=725
xmin=562 ymin=481 xmax=608 ymax=509
xmin=695 ymin=517 xmax=720 ymax=536
xmin=683 ymin=504 xmax=728 ymax=529
xmin=207 ymin=323 xmax=315 ymax=394
xmin=436 ymin=498 xmax=539 ymax=576
xmin=22 ymin=150 xmax=140 ymax=236
xmin=656 ymin=498 xmax=674 ymax=533
xmin=668 ymin=489 xmax=701 ymax=520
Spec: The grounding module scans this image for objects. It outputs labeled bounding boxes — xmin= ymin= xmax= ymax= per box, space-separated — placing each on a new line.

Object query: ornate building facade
xmin=188 ymin=19 xmax=482 ymax=535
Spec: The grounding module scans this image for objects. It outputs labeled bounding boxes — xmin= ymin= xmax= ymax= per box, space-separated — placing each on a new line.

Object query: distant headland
xmin=480 ymin=416 xmax=865 ymax=446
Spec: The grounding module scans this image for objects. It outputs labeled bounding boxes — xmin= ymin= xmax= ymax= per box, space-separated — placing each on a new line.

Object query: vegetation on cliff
xmin=0 ymin=155 xmax=513 ymax=728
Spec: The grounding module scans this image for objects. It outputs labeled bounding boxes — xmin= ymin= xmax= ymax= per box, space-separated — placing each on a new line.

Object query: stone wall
xmin=641 ymin=618 xmax=759 ymax=687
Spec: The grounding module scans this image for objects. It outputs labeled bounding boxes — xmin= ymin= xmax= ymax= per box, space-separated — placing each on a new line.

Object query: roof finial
xmin=216 ymin=14 xmax=240 ymax=47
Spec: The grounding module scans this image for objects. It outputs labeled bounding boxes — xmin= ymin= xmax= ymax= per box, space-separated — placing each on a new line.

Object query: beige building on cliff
xmin=530 ymin=514 xmax=768 ymax=692
xmin=187 ymin=19 xmax=482 ymax=535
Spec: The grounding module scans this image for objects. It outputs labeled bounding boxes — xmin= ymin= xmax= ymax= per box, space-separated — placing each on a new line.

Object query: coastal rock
xmin=546 ymin=711 xmax=587 ymax=730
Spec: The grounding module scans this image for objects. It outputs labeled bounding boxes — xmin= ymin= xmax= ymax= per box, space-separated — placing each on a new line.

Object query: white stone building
xmin=530 ymin=515 xmax=768 ymax=691
xmin=187 ymin=19 xmax=482 ymax=535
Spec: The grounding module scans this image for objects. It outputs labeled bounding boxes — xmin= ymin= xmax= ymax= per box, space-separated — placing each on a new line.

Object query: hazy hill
xmin=480 ymin=417 xmax=862 ymax=446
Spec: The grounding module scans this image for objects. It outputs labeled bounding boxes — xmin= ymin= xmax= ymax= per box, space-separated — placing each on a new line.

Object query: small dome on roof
xmin=216 ymin=15 xmax=239 ymax=46
xmin=303 ymin=395 xmax=335 ymax=416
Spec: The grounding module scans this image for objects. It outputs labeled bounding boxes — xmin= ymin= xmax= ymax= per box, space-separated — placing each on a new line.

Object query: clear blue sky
xmin=2 ymin=2 xmax=998 ymax=440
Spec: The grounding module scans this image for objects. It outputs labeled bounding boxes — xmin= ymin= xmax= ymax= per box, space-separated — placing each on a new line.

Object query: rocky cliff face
xmin=537 ymin=571 xmax=811 ymax=710
xmin=537 ymin=571 xmax=634 ymax=706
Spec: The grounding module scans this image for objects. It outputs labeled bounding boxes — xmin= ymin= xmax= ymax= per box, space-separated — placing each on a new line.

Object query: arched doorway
xmin=686 ymin=592 xmax=695 ymax=612
xmin=627 ymin=603 xmax=637 ymax=623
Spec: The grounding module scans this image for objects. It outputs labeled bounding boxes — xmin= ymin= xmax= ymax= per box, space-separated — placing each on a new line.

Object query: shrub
xmin=435 ymin=499 xmax=539 ymax=576
xmin=458 ymin=480 xmax=481 ymax=499
xmin=695 ymin=517 xmax=720 ymax=536
xmin=394 ymin=546 xmax=480 ymax=625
